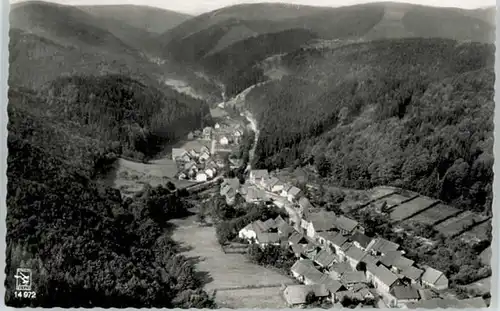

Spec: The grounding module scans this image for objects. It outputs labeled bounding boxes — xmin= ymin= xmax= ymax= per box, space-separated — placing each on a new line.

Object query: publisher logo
xmin=14 ymin=268 xmax=32 ymax=291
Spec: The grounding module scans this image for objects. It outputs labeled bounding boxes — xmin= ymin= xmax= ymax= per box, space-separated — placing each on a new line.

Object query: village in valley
xmin=160 ymin=99 xmax=490 ymax=310
xmin=170 ymin=119 xmax=245 ymax=183
xmin=213 ymin=167 xmax=491 ymax=309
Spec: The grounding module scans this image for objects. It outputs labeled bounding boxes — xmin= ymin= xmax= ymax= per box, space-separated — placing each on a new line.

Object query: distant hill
xmin=245 ymin=38 xmax=494 ymax=215
xmin=8 ymin=1 xmax=166 ymax=89
xmin=77 ymin=4 xmax=192 ymax=34
xmin=160 ymin=2 xmax=495 ymax=67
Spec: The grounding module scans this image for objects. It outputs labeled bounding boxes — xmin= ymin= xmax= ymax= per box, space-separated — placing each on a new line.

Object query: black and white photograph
xmin=3 ymin=0 xmax=496 ymax=308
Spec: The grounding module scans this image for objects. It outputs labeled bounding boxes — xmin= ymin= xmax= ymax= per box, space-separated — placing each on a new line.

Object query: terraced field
xmin=460 ymin=220 xmax=491 ymax=243
xmin=435 ymin=211 xmax=490 ymax=237
xmin=390 ymin=196 xmax=438 ymax=222
xmin=405 ymin=203 xmax=462 ymax=226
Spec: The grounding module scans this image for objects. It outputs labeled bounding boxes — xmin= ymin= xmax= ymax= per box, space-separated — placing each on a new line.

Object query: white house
xmin=286 ymin=186 xmax=302 ymax=203
xmin=421 ymin=267 xmax=449 ymax=290
xmin=202 ymin=127 xmax=212 ymax=140
xmin=196 ymin=172 xmax=208 ymax=182
xmin=177 ymin=172 xmax=187 ymax=180
xmin=219 ymin=136 xmax=229 ymax=145
xmin=238 ymin=222 xmax=262 ymax=241
xmin=249 ymin=170 xmax=269 ymax=184
xmin=205 ymin=168 xmax=216 ymax=179
xmin=200 ymin=146 xmax=210 ymax=154
xmin=215 ymin=123 xmax=221 ymax=129
xmin=271 ymin=180 xmax=285 ymax=193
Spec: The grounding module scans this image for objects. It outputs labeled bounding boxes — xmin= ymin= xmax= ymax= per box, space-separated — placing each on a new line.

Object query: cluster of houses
xmin=187 ymin=123 xmax=244 ymax=146
xmin=172 ymin=145 xmax=219 ymax=182
xmin=234 ymin=169 xmax=487 ymax=309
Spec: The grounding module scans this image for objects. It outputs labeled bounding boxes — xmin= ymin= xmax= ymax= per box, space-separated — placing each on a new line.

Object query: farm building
xmin=313 ymin=249 xmax=336 ymax=269
xmin=286 ymin=186 xmax=302 ymax=203
xmin=340 ymin=271 xmax=368 ymax=288
xmin=380 ymin=251 xmax=414 ymax=274
xmin=421 ymin=267 xmax=448 ymax=290
xmin=328 ymin=262 xmax=352 ymax=280
xmin=334 ymin=215 xmax=361 ymax=235
xmin=305 ymin=211 xmax=337 ymax=239
xmin=344 ymin=245 xmax=368 ymax=271
xmin=400 ymin=266 xmax=424 ymax=284
xmin=317 ymin=231 xmax=349 ymax=255
xmin=366 ymin=264 xmax=402 ymax=297
xmin=282 ymin=284 xmax=329 ymax=307
xmin=199 ymin=151 xmax=210 ymax=162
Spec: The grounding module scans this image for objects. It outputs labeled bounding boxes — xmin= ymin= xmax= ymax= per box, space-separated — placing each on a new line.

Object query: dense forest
xmin=245 ymin=38 xmax=494 ymax=214
xmin=10 ymin=74 xmax=211 ymax=165
xmin=5 ymin=128 xmax=217 ymax=307
xmin=6 ymin=72 xmax=216 ymax=306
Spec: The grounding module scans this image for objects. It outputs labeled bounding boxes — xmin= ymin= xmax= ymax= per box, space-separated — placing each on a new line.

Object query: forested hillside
xmin=6 ymin=124 xmax=217 ymax=306
xmin=245 ymin=38 xmax=494 ymax=214
xmin=202 ymin=29 xmax=318 ymax=97
xmin=9 ymin=74 xmax=211 ymax=167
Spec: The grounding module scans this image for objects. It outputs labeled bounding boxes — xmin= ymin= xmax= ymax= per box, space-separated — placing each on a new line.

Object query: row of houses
xmin=189 ymin=123 xmax=244 ymax=143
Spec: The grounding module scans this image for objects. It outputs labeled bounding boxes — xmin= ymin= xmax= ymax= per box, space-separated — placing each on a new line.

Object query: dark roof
xmin=289 ymin=231 xmax=307 ymax=245
xmin=335 ymin=215 xmax=359 ymax=232
xmin=401 ymin=266 xmax=424 ymax=281
xmin=350 ymin=232 xmax=372 ymax=249
xmin=314 ymin=249 xmax=336 ymax=267
xmin=341 ymin=271 xmax=368 ymax=284
xmin=345 ymin=245 xmax=368 ymax=262
xmin=367 ymin=238 xmax=399 ymax=254
xmin=390 ymin=286 xmax=420 ymax=300
xmin=380 ymin=251 xmax=413 ymax=269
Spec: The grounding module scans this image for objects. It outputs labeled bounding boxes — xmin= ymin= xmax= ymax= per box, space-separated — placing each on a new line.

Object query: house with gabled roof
xmin=260 ymin=176 xmax=280 ymax=191
xmin=350 ymin=232 xmax=373 ymax=251
xmin=286 ymin=186 xmax=302 ymax=203
xmin=291 ymin=259 xmax=316 ymax=282
xmin=238 ymin=222 xmax=263 ymax=241
xmin=338 ymin=242 xmax=353 ymax=262
xmin=344 ymin=245 xmax=368 ymax=271
xmin=318 ymin=231 xmax=349 ymax=255
xmin=282 ymin=284 xmax=327 ymax=307
xmin=249 ymin=169 xmax=269 ymax=184
xmin=334 ymin=215 xmax=361 ymax=235
xmin=303 ymin=265 xmax=325 ymax=285
xmin=289 ymin=231 xmax=308 ymax=246
xmin=400 ymin=266 xmax=424 ymax=285
xmin=334 ymin=290 xmax=365 ymax=304
xmin=329 ymin=262 xmax=352 ymax=280
xmin=200 ymin=145 xmax=210 ymax=154
xmin=421 ymin=267 xmax=448 ymax=290
xmin=202 ymin=126 xmax=212 ymax=139
xmin=318 ymin=274 xmax=346 ymax=293
xmin=314 ymin=249 xmax=336 ymax=269
xmin=389 ymin=285 xmax=420 ymax=308
xmin=306 ymin=211 xmax=338 ymax=240
xmin=278 ymin=222 xmax=295 ymax=238
xmin=184 ymin=160 xmax=197 ymax=172
xmin=281 ymin=183 xmax=293 ymax=197
xmin=256 ymin=232 xmax=280 ymax=247
xmin=367 ymin=264 xmax=402 ymax=297
xmin=341 ymin=271 xmax=368 ymax=288
xmin=199 ymin=151 xmax=210 ymax=162
xmin=366 ymin=237 xmax=400 ymax=256
xmin=380 ymin=252 xmax=414 ymax=274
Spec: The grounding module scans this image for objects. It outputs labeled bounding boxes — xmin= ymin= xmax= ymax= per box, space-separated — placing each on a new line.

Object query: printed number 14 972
xmin=14 ymin=291 xmax=36 ymax=299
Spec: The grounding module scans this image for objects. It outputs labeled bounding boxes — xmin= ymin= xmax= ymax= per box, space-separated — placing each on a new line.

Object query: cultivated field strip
xmin=389 ymin=196 xmax=439 ymax=222
xmin=435 ymin=211 xmax=490 ymax=237
xmin=405 ymin=203 xmax=462 ymax=226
